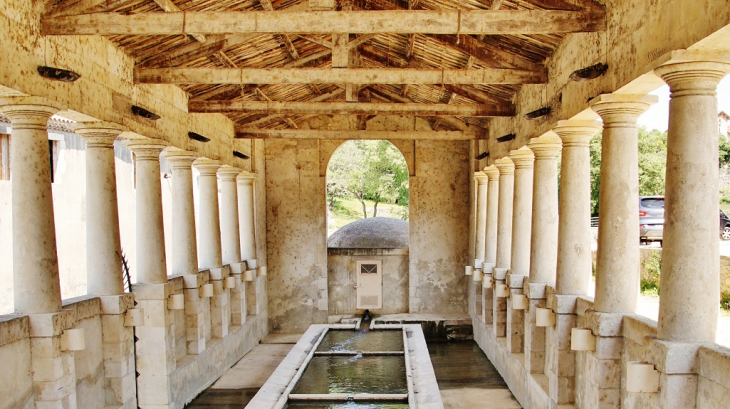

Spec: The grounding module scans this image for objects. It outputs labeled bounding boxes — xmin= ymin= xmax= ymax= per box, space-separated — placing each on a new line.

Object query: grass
xmin=327 ymin=197 xmax=408 ymax=234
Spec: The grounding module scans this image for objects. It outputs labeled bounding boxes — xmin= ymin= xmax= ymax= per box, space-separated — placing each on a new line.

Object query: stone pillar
xmin=237 ymin=172 xmax=259 ymax=315
xmin=492 ymin=157 xmax=514 ymax=337
xmin=162 ymin=149 xmax=209 ymax=354
xmin=482 ymin=165 xmax=500 ymax=324
xmin=473 ymin=172 xmax=487 ymax=318
xmin=523 ymin=133 xmax=562 ymax=375
xmin=506 ymin=147 xmax=534 ymax=353
xmin=75 ymin=123 xmax=138 ymax=408
xmin=218 ymin=165 xmax=242 ymax=326
xmin=652 ymin=62 xmax=730 ymax=409
xmin=194 ymin=158 xmax=229 ymax=339
xmin=75 ymin=122 xmax=126 ymax=296
xmin=655 ymin=62 xmax=730 ymax=343
xmin=0 ymin=97 xmax=62 ymax=314
xmin=126 ymin=140 xmax=176 ymax=408
xmin=474 ymin=172 xmax=488 ymax=265
xmin=0 ymin=97 xmax=79 ymax=408
xmin=547 ymin=120 xmax=600 ymax=407
xmin=574 ymin=94 xmax=657 ymax=409
xmin=126 ymin=140 xmax=168 ymax=284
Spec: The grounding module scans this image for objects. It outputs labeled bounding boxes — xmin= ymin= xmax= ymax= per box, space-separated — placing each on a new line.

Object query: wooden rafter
xmin=188 ymin=100 xmax=514 ymax=116
xmin=134 ymin=67 xmax=547 ymax=85
xmin=42 ymin=10 xmax=607 ymax=36
xmin=234 ymin=129 xmax=480 ymax=140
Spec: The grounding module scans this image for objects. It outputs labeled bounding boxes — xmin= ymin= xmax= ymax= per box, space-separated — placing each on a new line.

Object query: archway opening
xmin=326 ymin=140 xmax=409 ymax=237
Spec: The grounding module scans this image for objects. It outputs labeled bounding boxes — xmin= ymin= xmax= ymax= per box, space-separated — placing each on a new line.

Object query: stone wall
xmin=327 ymin=248 xmax=409 ymax=316
xmin=0 ymin=316 xmax=33 ymax=409
xmin=265 ymin=136 xmax=470 ymax=332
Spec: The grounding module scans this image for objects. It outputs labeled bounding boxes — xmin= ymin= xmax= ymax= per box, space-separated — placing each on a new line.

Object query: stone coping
xmin=246 ymin=323 xmax=443 ymax=409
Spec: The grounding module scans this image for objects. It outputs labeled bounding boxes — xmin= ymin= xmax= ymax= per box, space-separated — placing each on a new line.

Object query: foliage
xmin=327 ymin=140 xmax=409 ymax=218
xmin=640 ymin=250 xmax=662 ymax=296
xmin=589 ymin=127 xmax=668 ymax=215
xmin=720 ymin=136 xmax=730 ymax=168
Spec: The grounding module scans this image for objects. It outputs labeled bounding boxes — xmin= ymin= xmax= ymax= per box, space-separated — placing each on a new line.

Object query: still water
xmin=316 ymin=330 xmax=404 ymax=352
xmin=291 ymin=356 xmax=407 ymax=394
xmin=286 ymin=403 xmax=408 ymax=408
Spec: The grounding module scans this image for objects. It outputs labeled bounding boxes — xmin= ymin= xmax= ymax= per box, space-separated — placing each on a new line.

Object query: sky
xmin=637 ymin=76 xmax=730 ymax=132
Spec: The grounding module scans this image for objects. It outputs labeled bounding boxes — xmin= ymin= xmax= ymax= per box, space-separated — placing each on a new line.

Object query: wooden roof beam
xmin=234 ymin=129 xmax=480 ymax=140
xmin=189 ymin=100 xmax=514 ymax=117
xmin=42 ymin=10 xmax=607 ymax=36
xmin=134 ymin=67 xmax=547 ymax=85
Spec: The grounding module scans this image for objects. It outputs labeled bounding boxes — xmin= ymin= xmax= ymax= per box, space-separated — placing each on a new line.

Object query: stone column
xmin=162 ymin=149 xmax=209 ymax=354
xmin=506 ymin=147 xmax=534 ymax=353
xmin=474 ymin=172 xmax=488 ymax=265
xmin=573 ymin=94 xmax=658 ymax=409
xmin=194 ymin=158 xmax=229 ymax=339
xmin=653 ymin=62 xmax=730 ymax=409
xmin=126 ymin=140 xmax=168 ymax=284
xmin=547 ymin=120 xmax=600 ymax=407
xmin=492 ymin=157 xmax=514 ymax=337
xmin=126 ymin=140 xmax=176 ymax=407
xmin=0 ymin=97 xmax=62 ymax=314
xmin=482 ymin=165 xmax=500 ymax=324
xmin=75 ymin=123 xmax=138 ymax=408
xmin=75 ymin=122 xmax=126 ymax=296
xmin=218 ymin=165 xmax=242 ymax=327
xmin=0 ymin=97 xmax=79 ymax=408
xmin=592 ymin=95 xmax=657 ymax=313
xmin=523 ymin=133 xmax=562 ymax=375
xmin=655 ymin=62 xmax=730 ymax=343
xmin=473 ymin=172 xmax=487 ymax=318
xmin=237 ymin=171 xmax=259 ymax=315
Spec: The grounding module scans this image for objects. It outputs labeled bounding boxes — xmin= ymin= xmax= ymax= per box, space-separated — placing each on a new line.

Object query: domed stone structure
xmin=327 ymin=217 xmax=409 ymax=249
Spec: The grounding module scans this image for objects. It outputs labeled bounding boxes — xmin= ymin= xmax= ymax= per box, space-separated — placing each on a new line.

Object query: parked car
xmin=721 ymin=210 xmax=730 ymax=241
xmin=639 ymin=196 xmax=664 ymax=246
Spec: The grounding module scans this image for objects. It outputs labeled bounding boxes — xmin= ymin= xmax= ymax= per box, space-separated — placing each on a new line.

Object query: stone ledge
xmin=698 ymin=344 xmax=730 ymax=389
xmin=168 ymin=276 xmax=184 ymax=293
xmin=546 ymin=291 xmax=578 ymax=314
xmin=0 ymin=314 xmax=30 ymax=346
xmin=229 ymin=262 xmax=246 ymax=275
xmin=28 ymin=310 xmax=76 ymax=337
xmin=98 ymin=294 xmax=135 ymax=315
xmin=494 ymin=267 xmax=509 ymax=280
xmin=507 ymin=274 xmax=525 ymax=288
xmin=582 ymin=311 xmax=624 ymax=337
xmin=622 ymin=314 xmax=657 ymax=346
xmin=181 ymin=272 xmax=208 ymax=289
xmin=132 ymin=283 xmax=170 ymax=301
xmin=62 ymin=295 xmax=101 ymax=321
xmin=650 ymin=340 xmax=701 ymax=375
xmin=524 ymin=282 xmax=548 ymax=299
xmin=209 ymin=266 xmax=230 ymax=281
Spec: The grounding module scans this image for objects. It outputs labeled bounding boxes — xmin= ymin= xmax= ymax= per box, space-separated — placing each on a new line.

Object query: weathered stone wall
xmin=0 ymin=316 xmax=33 ymax=409
xmin=327 ymin=248 xmax=409 ymax=316
xmin=266 ymin=136 xmax=470 ymax=332
xmin=408 ymin=140 xmax=471 ymax=313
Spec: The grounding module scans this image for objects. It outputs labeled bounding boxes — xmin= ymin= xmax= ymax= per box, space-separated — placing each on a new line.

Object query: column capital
xmin=509 ymin=146 xmax=535 ymax=169
xmin=237 ymin=171 xmax=257 ymax=184
xmin=654 ymin=61 xmax=730 ymax=98
xmin=590 ymin=94 xmax=658 ymax=128
xmin=0 ymin=96 xmax=61 ymax=130
xmin=162 ymin=148 xmax=198 ymax=169
xmin=552 ymin=120 xmax=601 ymax=147
xmin=474 ymin=171 xmax=488 ymax=184
xmin=194 ymin=158 xmax=222 ymax=175
xmin=124 ymin=139 xmax=167 ymax=160
xmin=494 ymin=157 xmax=515 ymax=175
xmin=483 ymin=165 xmax=500 ymax=180
xmin=72 ymin=121 xmax=125 ymax=148
xmin=528 ymin=133 xmax=562 ymax=159
xmin=218 ymin=165 xmax=242 ymax=180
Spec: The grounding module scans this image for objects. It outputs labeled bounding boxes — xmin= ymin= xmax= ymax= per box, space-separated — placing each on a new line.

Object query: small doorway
xmin=356 ymin=260 xmax=382 ymax=309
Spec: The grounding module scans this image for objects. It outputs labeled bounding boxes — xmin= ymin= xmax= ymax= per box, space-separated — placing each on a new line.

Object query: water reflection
xmin=317 ymin=330 xmax=403 ymax=352
xmin=292 ymin=356 xmax=407 ymax=395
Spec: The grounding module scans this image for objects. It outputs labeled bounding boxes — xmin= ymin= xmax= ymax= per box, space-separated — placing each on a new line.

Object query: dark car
xmin=721 ymin=210 xmax=730 ymax=241
xmin=639 ymin=196 xmax=664 ymax=246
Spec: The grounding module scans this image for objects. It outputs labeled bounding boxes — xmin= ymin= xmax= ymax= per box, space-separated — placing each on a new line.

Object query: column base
xmin=545 ymin=289 xmax=579 ymax=406
xmin=182 ymin=273 xmax=211 ymax=354
xmin=576 ymin=309 xmax=624 ymax=409
xmin=229 ymin=263 xmax=248 ymax=326
xmin=209 ymin=267 xmax=231 ymax=339
xmin=523 ymin=282 xmax=548 ymax=375
xmin=28 ymin=311 xmax=79 ymax=409
xmin=506 ymin=274 xmax=525 ymax=353
xmin=492 ymin=267 xmax=509 ymax=337
xmin=99 ymin=294 xmax=138 ymax=409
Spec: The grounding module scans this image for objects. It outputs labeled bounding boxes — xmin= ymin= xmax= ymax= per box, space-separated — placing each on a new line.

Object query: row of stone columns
xmin=0 ymin=94 xmax=260 ymax=408
xmin=470 ymin=60 xmax=730 ymax=407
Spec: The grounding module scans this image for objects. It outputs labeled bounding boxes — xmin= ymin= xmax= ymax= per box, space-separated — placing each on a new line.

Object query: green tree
xmin=589 ymin=127 xmax=668 ymax=216
xmin=327 ymin=140 xmax=409 ymax=218
xmin=719 ymin=136 xmax=730 ymax=167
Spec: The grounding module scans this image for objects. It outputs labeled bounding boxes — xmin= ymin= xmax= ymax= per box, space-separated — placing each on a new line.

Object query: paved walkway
xmin=185 ymin=334 xmax=300 ymax=408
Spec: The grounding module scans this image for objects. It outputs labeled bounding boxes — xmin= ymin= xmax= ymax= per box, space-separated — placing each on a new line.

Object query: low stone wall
xmin=0 ymin=315 xmax=33 ymax=409
xmin=468 ymin=277 xmax=730 ymax=409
